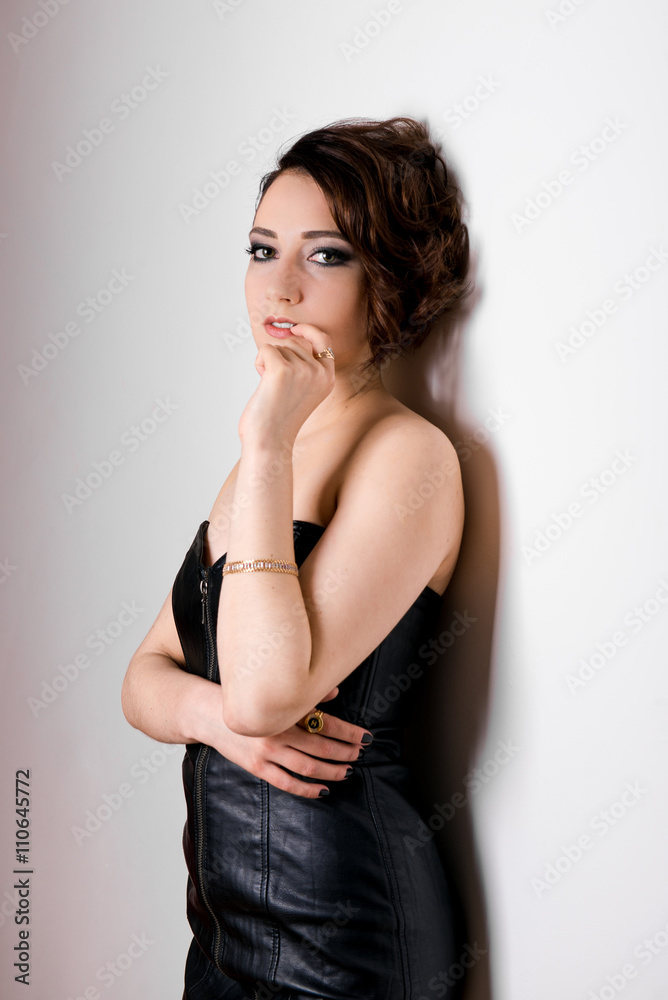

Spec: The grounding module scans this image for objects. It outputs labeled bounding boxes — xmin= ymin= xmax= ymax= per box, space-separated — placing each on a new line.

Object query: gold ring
xmin=315 ymin=348 xmax=335 ymax=360
xmin=301 ymin=709 xmax=324 ymax=734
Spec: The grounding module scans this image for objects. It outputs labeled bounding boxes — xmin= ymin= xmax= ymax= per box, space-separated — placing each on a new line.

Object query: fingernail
xmin=357 ymin=748 xmax=366 ymax=760
xmin=361 ymin=733 xmax=374 ymax=745
xmin=318 ymin=787 xmax=330 ymax=797
xmin=344 ymin=767 xmax=354 ymax=778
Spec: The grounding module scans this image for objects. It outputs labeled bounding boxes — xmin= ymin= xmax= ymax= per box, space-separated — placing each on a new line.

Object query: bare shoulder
xmin=342 ymin=398 xmax=462 ymax=497
xmin=329 ymin=399 xmax=463 ymax=595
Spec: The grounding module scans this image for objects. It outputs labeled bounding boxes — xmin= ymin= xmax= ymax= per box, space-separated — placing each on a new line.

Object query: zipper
xmin=194 ymin=564 xmax=224 ymax=966
xmin=199 ymin=567 xmax=215 ymax=682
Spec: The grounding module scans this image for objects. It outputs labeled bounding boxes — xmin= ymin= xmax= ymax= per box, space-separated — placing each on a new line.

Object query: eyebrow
xmin=249 ymin=226 xmax=351 ymax=243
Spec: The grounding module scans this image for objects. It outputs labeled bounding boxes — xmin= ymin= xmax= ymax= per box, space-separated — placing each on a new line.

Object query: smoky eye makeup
xmin=244 ymin=242 xmax=353 ymax=267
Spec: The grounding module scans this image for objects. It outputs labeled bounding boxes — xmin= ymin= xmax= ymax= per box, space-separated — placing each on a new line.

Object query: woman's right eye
xmin=245 ymin=243 xmax=276 ymax=262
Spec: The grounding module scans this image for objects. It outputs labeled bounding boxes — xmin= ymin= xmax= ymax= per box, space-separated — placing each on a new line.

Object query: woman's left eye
xmin=310 ymin=247 xmax=350 ymax=266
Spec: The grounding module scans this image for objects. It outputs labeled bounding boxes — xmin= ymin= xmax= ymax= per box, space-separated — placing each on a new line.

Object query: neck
xmin=297 ymin=360 xmax=385 ymax=438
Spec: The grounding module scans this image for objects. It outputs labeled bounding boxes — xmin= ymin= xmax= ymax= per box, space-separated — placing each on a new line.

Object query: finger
xmin=259 ymin=761 xmax=332 ymax=800
xmin=256 ymin=336 xmax=335 ymax=380
xmin=256 ymin=338 xmax=317 ymax=368
xmin=272 ymin=746 xmax=355 ymax=783
xmin=286 ymin=323 xmax=334 ymax=359
xmin=289 ymin=726 xmax=366 ymax=763
xmin=311 ymin=712 xmax=372 ymax=748
xmin=296 ymin=709 xmax=371 ymax=748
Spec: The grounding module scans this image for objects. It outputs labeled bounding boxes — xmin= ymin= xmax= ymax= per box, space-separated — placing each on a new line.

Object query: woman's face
xmin=244 ymin=170 xmax=370 ymax=367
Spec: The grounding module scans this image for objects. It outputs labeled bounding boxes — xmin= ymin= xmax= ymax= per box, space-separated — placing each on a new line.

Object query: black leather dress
xmin=172 ymin=520 xmax=463 ymax=1000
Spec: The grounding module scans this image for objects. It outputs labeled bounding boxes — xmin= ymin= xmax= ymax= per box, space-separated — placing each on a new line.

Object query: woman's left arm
xmin=219 ymin=332 xmax=463 ymax=736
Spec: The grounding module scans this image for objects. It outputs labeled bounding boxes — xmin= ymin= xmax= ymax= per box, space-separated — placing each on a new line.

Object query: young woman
xmin=122 ymin=116 xmax=470 ymax=1000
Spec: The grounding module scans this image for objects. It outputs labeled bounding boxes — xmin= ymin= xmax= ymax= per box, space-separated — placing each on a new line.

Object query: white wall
xmin=2 ymin=1 xmax=666 ymax=998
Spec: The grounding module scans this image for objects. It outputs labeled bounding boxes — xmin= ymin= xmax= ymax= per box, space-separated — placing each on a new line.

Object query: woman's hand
xmin=238 ymin=323 xmax=336 ymax=447
xmin=122 ymin=612 xmax=368 ymax=799
xmin=209 ymin=687 xmax=369 ymax=799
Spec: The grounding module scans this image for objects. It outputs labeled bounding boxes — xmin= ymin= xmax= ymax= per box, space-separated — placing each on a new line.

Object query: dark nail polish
xmin=318 ymin=787 xmax=330 ymax=797
xmin=357 ymin=748 xmax=365 ymax=760
xmin=361 ymin=733 xmax=374 ymax=745
xmin=344 ymin=767 xmax=354 ymax=778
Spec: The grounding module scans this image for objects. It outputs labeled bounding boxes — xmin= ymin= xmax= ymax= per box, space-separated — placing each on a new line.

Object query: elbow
xmin=120 ymin=664 xmax=140 ymax=730
xmin=120 ymin=684 xmax=135 ymax=729
xmin=222 ymin=699 xmax=288 ymax=738
xmin=221 ymin=646 xmax=311 ymax=737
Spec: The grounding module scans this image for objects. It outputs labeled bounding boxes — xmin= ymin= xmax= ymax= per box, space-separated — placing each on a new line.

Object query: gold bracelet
xmin=222 ymin=558 xmax=298 ymax=577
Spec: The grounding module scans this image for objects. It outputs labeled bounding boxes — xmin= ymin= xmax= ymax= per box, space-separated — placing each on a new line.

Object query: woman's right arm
xmin=121 ymin=590 xmax=366 ymax=798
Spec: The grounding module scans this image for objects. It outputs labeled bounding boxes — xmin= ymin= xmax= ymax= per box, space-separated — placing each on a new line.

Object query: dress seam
xmin=358 ymin=637 xmax=411 ymax=992
xmin=196 ymin=747 xmax=227 ymax=974
xmin=264 ymin=783 xmax=281 ymax=982
xmin=361 ymin=768 xmax=411 ymax=997
xmin=186 ymin=755 xmax=216 ymax=994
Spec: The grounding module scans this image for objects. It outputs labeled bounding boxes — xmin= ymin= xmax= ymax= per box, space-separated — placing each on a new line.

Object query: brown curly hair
xmin=255 ymin=116 xmax=471 ymax=373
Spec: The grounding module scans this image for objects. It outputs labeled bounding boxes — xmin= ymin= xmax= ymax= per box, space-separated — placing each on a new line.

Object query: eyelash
xmin=244 ymin=242 xmax=351 ymax=267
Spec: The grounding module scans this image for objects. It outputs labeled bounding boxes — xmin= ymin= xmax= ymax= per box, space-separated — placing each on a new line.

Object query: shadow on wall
xmin=383 ymin=250 xmax=499 ymax=1000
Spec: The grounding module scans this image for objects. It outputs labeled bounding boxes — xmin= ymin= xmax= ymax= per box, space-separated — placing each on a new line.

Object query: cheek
xmin=244 ymin=271 xmax=257 ymax=318
xmin=337 ymin=284 xmax=367 ymax=326
xmin=328 ymin=270 xmax=363 ymax=309
xmin=344 ymin=271 xmax=367 ymax=316
xmin=244 ymin=271 xmax=261 ymax=322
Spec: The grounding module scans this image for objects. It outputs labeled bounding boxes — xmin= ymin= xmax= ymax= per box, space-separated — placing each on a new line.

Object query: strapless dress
xmin=172 ymin=520 xmax=463 ymax=1000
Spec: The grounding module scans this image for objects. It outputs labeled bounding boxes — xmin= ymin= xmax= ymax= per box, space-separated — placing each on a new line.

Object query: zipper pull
xmin=199 ymin=575 xmax=208 ymax=625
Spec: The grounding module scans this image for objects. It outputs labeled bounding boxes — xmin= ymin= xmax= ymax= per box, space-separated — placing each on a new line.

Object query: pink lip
xmin=264 ymin=315 xmax=299 ymax=339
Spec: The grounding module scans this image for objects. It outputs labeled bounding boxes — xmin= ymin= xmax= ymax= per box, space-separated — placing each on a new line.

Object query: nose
xmin=263 ymin=256 xmax=303 ymax=306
